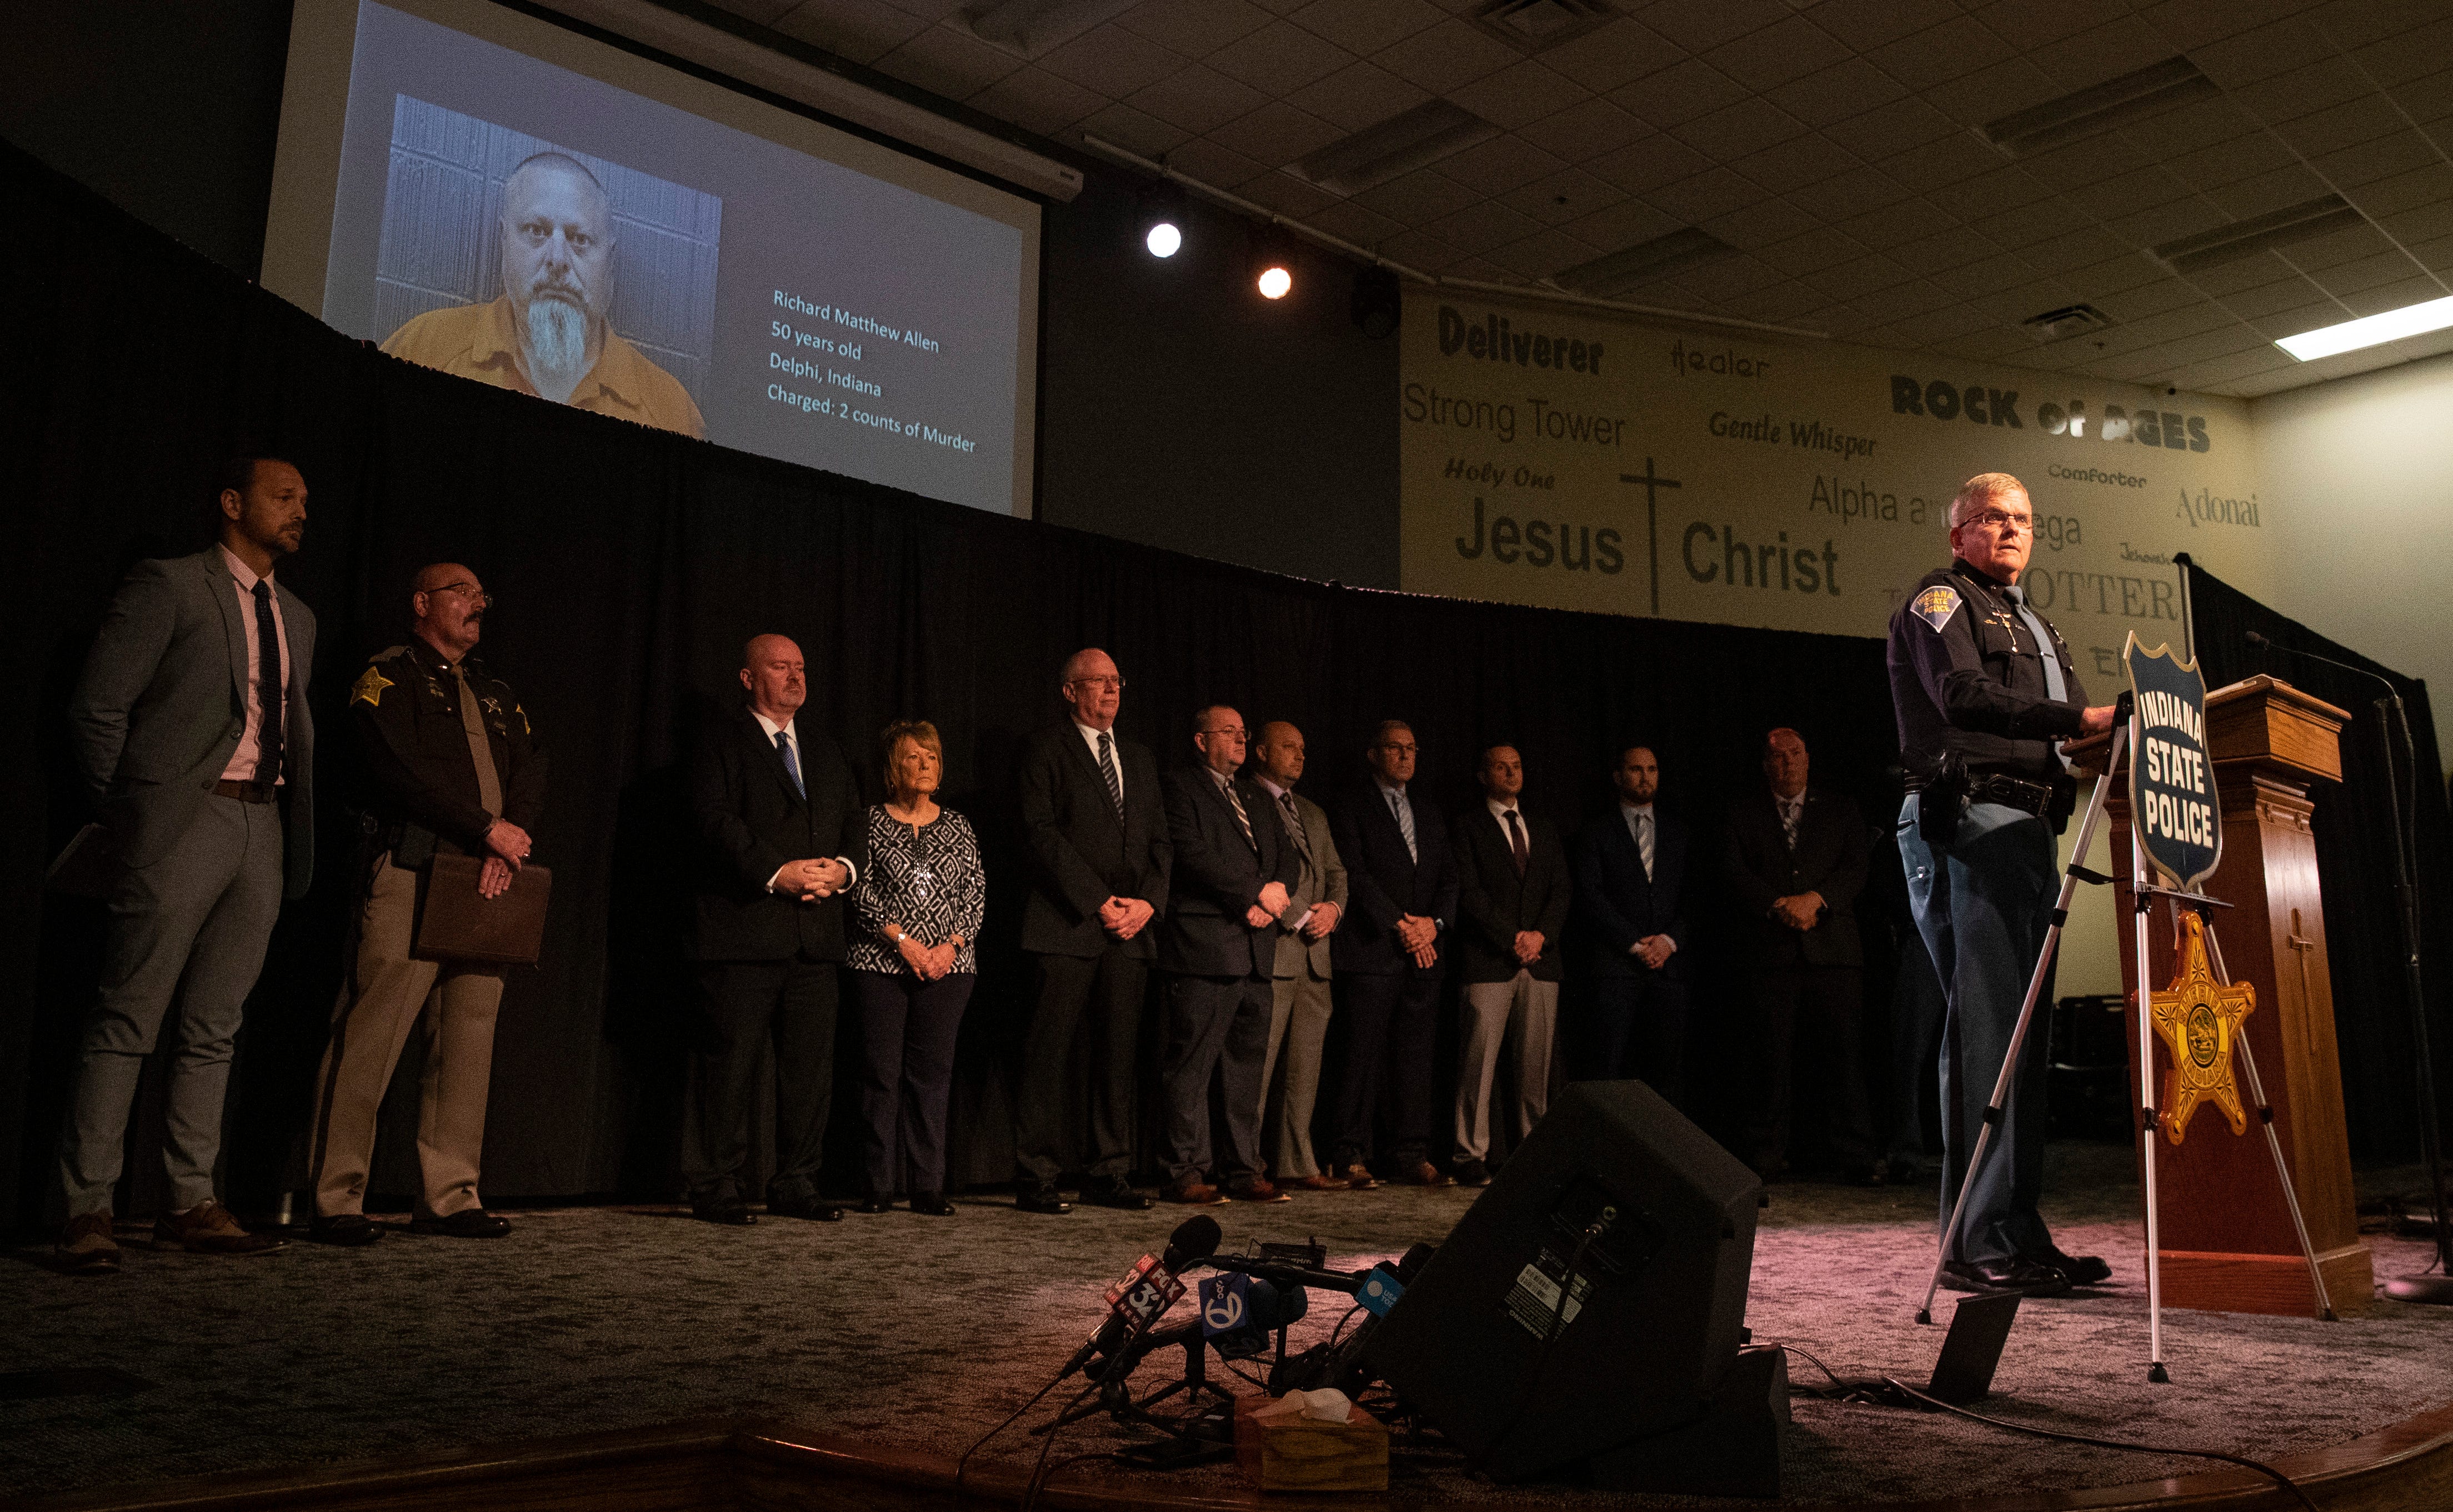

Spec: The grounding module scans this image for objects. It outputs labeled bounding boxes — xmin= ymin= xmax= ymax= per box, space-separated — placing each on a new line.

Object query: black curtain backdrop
xmin=2187 ymin=561 xmax=2453 ymax=1165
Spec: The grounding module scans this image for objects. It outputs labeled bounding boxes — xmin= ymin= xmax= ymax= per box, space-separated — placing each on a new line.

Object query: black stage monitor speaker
xmin=1363 ymin=1080 xmax=1760 ymax=1484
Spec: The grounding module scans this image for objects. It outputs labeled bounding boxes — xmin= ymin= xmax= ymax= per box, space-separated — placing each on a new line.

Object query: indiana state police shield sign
xmin=2124 ymin=632 xmax=2221 ymax=889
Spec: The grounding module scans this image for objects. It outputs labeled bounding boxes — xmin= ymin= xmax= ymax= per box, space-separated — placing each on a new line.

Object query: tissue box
xmin=1234 ymin=1394 xmax=1389 ymax=1492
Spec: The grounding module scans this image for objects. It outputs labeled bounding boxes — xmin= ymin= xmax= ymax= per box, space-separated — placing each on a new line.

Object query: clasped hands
xmin=775 ymin=857 xmax=852 ymax=903
xmin=1629 ymin=933 xmax=1675 ymax=970
xmin=479 ymin=818 xmax=532 ymax=900
xmin=1770 ymin=892 xmax=1825 ymax=932
xmin=895 ymin=932 xmax=960 ymax=981
xmin=1243 ymin=880 xmax=1293 ymax=929
xmin=1099 ymin=895 xmax=1155 ymax=939
xmin=1396 ymin=912 xmax=1439 ymax=969
xmin=1511 ymin=929 xmax=1545 ymax=967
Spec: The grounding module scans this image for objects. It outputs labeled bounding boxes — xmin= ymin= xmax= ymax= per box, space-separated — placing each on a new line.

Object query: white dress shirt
xmin=750 ymin=709 xmax=858 ymax=894
xmin=1072 ymin=718 xmax=1128 ymax=799
xmin=217 ymin=547 xmax=292 ymax=785
xmin=1253 ymin=774 xmax=1312 ymax=930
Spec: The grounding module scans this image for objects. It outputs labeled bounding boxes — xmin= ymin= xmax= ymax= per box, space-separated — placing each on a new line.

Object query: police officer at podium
xmin=1888 ymin=474 xmax=2116 ymax=1296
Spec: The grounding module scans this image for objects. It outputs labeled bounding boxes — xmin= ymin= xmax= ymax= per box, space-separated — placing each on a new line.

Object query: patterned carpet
xmin=6 ymin=1144 xmax=2450 ymax=1506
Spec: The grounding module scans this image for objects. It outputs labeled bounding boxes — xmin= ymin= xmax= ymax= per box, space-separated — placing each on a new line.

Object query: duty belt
xmin=1966 ymin=772 xmax=2052 ymax=816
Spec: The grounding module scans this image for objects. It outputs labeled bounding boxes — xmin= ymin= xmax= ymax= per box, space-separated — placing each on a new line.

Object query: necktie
xmin=1388 ymin=788 xmax=1416 ymax=863
xmin=1097 ymin=731 xmax=1124 ymax=818
xmin=1628 ymin=809 xmax=1653 ymax=880
xmin=1220 ymin=774 xmax=1255 ymax=850
xmin=1278 ymin=792 xmax=1313 ymax=867
xmin=1504 ymin=810 xmax=1528 ymax=875
xmin=452 ymin=663 xmax=504 ymax=820
xmin=250 ymin=580 xmax=283 ymax=785
xmin=2001 ymin=586 xmax=2068 ymax=702
xmin=1780 ymin=798 xmax=1801 ymax=850
xmin=775 ymin=729 xmax=804 ymax=798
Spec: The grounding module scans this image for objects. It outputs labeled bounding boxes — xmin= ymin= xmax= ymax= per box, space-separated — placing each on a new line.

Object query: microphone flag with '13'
xmin=1060 ymin=1214 xmax=1222 ymax=1380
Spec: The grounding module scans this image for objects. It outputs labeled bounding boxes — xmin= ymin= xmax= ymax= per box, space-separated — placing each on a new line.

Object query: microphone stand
xmin=2247 ymin=631 xmax=2452 ymax=1302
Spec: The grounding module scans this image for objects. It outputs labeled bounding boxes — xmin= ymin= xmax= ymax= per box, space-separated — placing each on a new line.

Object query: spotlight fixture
xmin=2275 ymin=293 xmax=2453 ymax=362
xmin=1145 ymin=219 xmax=1182 ymax=258
xmin=1138 ymin=181 xmax=1184 ymax=259
xmin=1351 ymin=266 xmax=1400 ymax=338
xmin=1251 ymin=237 xmax=1294 ymax=301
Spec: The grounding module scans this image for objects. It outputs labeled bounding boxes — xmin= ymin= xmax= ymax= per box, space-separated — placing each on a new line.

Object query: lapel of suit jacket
xmin=199 ymin=549 xmax=249 ymax=714
xmin=749 ymin=710 xmax=806 ymax=807
xmin=1198 ymin=767 xmax=1255 ymax=854
xmin=1064 ymin=724 xmax=1128 ymax=840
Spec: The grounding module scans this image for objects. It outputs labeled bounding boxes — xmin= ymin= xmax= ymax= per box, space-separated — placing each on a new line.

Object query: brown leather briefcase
xmin=413 ymin=854 xmax=553 ymax=965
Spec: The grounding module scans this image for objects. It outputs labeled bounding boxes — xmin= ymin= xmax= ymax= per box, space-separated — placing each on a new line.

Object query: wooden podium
xmin=2106 ymin=674 xmax=2372 ymax=1316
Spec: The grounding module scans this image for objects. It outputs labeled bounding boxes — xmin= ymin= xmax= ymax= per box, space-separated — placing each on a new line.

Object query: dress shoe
xmin=1340 ymin=1163 xmax=1381 ymax=1190
xmin=768 ymin=1192 xmax=845 ymax=1222
xmin=691 ymin=1193 xmax=755 ymax=1225
xmin=855 ymin=1194 xmax=897 ymax=1215
xmin=910 ymin=1191 xmax=958 ymax=1216
xmin=1082 ymin=1179 xmax=1154 ymax=1211
xmin=1289 ymin=1173 xmax=1350 ymax=1191
xmin=1016 ymin=1183 xmax=1073 ymax=1215
xmin=1453 ymin=1158 xmax=1492 ymax=1188
xmin=54 ymin=1211 xmax=120 ymax=1275
xmin=1228 ymin=1175 xmax=1289 ymax=1204
xmin=2038 ymin=1245 xmax=2112 ymax=1286
xmin=1163 ymin=1180 xmax=1229 ymax=1206
xmin=1940 ymin=1256 xmax=2070 ymax=1296
xmin=155 ymin=1200 xmax=284 ymax=1255
xmin=1402 ymin=1161 xmax=1456 ymax=1188
xmin=411 ymin=1208 xmax=512 ymax=1239
xmin=309 ymin=1212 xmax=381 ymax=1246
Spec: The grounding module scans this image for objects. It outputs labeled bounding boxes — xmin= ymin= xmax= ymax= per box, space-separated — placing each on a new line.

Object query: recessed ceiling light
xmin=2276 ymin=294 xmax=2453 ymax=361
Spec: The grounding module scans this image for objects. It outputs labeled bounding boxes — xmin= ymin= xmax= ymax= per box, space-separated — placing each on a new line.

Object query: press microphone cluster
xmin=1060 ymin=1214 xmax=1222 ymax=1381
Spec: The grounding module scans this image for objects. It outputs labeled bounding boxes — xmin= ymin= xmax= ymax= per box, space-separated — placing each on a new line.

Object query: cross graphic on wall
xmin=1620 ymin=458 xmax=1681 ymax=615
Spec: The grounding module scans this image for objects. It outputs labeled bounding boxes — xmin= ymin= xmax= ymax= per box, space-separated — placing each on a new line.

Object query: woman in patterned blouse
xmin=847 ymin=720 xmax=985 ymax=1215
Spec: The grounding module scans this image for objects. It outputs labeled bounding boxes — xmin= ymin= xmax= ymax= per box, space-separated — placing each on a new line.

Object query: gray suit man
xmin=1249 ymin=722 xmax=1349 ymax=1189
xmin=56 ymin=458 xmax=316 ymax=1273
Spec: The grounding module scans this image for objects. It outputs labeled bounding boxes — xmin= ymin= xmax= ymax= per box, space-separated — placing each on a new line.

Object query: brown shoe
xmin=1162 ymin=1180 xmax=1230 ymax=1206
xmin=153 ymin=1199 xmax=284 ymax=1255
xmin=1403 ymin=1161 xmax=1456 ymax=1188
xmin=1340 ymin=1163 xmax=1381 ymax=1190
xmin=1289 ymin=1173 xmax=1351 ymax=1191
xmin=54 ymin=1211 xmax=121 ymax=1275
xmin=1228 ymin=1175 xmax=1290 ymax=1204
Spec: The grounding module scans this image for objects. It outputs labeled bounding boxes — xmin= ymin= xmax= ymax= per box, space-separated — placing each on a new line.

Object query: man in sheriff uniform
xmin=1889 ymin=473 xmax=2115 ymax=1296
xmin=307 ymin=562 xmax=546 ymax=1245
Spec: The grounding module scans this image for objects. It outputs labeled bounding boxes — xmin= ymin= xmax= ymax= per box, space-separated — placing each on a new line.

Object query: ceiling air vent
xmin=2023 ymin=304 xmax=2109 ymax=342
xmin=957 ymin=0 xmax=1138 ymax=58
xmin=1293 ymin=102 xmax=1498 ymax=197
xmin=1981 ymin=57 xmax=2218 ymax=156
xmin=1551 ymin=228 xmax=1733 ymax=297
xmin=1469 ymin=0 xmax=1621 ymax=54
xmin=2151 ymin=195 xmax=2367 ymax=274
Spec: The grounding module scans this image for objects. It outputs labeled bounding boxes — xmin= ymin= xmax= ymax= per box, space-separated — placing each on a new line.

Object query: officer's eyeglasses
xmin=1970 ymin=510 xmax=2033 ymax=536
xmin=1067 ymin=675 xmax=1125 ymax=691
xmin=428 ymin=582 xmax=493 ymax=607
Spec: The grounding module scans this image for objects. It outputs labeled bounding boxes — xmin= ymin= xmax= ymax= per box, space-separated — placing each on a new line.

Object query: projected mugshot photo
xmin=375 ymin=99 xmax=718 ymax=439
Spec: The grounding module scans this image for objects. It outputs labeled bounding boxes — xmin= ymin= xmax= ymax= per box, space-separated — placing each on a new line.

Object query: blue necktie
xmin=2001 ymin=585 xmax=2067 ymax=702
xmin=775 ymin=729 xmax=803 ymax=798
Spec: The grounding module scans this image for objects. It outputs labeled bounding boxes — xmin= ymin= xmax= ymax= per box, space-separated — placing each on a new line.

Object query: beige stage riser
xmin=2156 ymin=1243 xmax=2376 ymax=1318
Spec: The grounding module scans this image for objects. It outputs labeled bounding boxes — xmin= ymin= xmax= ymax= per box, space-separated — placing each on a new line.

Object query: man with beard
xmin=382 ymin=152 xmax=705 ymax=439
xmin=306 ymin=563 xmax=545 ymax=1244
xmin=54 ymin=458 xmax=316 ymax=1274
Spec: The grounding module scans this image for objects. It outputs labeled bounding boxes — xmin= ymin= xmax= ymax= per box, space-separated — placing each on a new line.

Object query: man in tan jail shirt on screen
xmin=382 ymin=151 xmax=705 ymax=439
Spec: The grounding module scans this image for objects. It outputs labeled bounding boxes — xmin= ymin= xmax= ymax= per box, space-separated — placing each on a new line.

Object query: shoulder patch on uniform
xmin=1911 ymin=585 xmax=1961 ymax=632
xmin=351 ymin=666 xmax=394 ymax=707
xmin=372 ymin=644 xmax=409 ymax=662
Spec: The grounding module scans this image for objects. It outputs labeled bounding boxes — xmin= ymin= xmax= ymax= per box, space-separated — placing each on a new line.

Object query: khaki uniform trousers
xmin=311 ymin=857 xmax=502 ymax=1218
xmin=1259 ymin=967 xmax=1334 ymax=1180
xmin=1455 ymin=971 xmax=1558 ymax=1164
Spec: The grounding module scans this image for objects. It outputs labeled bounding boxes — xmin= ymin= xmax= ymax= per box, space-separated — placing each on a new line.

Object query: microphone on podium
xmin=1058 ymin=1215 xmax=1222 ymax=1380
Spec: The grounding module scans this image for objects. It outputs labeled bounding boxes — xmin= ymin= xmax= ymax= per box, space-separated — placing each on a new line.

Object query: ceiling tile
xmin=2019 ymin=226 xmax=2137 ymax=274
xmin=1281 ymin=59 xmax=1433 ymax=133
xmin=1780 ymin=164 xmax=1912 ymax=221
xmin=2309 ymin=247 xmax=2430 ymax=295
xmin=1677 ymin=253 xmax=1790 ymax=301
xmin=1645 ymin=165 xmax=1768 ymax=223
xmin=2268 ymin=96 xmax=2420 ymax=159
xmin=1376 ymin=228 xmax=1468 ymax=271
xmin=1156 ymin=136 xmax=1268 ymax=188
xmin=1703 ymin=14 xmax=1852 ymax=93
xmin=2391 ymin=67 xmax=2453 ymax=123
xmin=2349 ymin=16 xmax=2453 ymax=87
xmin=1610 ymin=59 xmax=1754 ymax=131
xmin=1127 ymin=65 xmax=1272 ymax=136
xmin=879 ymin=0 xmax=970 ymax=23
xmin=1850 ymin=276 xmax=1958 ymax=322
xmin=1830 ymin=196 xmax=1958 ymax=251
xmin=1582 ymin=133 xmax=1713 ymax=196
xmin=1486 ymin=227 xmax=1605 ymax=281
xmin=2202 ymin=162 xmax=2339 ymax=220
xmin=1354 ymin=168 xmax=1483 ymax=224
xmin=2125 ymin=96 xmax=2275 ymax=156
xmin=1556 ymin=197 xmax=1689 ymax=254
xmin=1923 ymin=164 xmax=2052 ymax=222
xmin=1538 ymin=18 xmax=1686 ymax=96
xmin=2016 ymin=135 xmax=2150 ymax=192
xmin=1370 ymin=18 xmax=1520 ymax=94
xmin=2345 ymin=162 xmax=2453 ymax=218
xmin=2279 ymin=219 xmax=2397 ymax=269
xmin=1498 ymin=167 xmax=1630 ymax=227
xmin=2217 ymin=271 xmax=2334 ymax=316
xmin=1115 ymin=0 xmax=1277 ymax=57
xmin=2160 ymin=132 xmax=2300 ymax=192
xmin=2021 ymin=17 xmax=2175 ymax=91
xmin=769 ymin=1 xmax=928 ymax=64
xmin=1238 ymin=170 xmax=1344 ymax=217
xmin=1285 ymin=0 xmax=1448 ymax=55
xmin=1803 ymin=0 xmax=1962 ymax=54
xmin=2175 ymin=348 xmax=2299 ymax=388
xmin=2103 ymin=200 xmax=2231 ymax=251
xmin=872 ymin=24 xmax=1025 ymax=98
xmin=2185 ymin=254 xmax=2300 ymax=296
xmin=1448 ymin=59 xmax=1595 ymax=132
xmin=1722 ymin=280 xmax=1835 ymax=323
xmin=1728 ymin=133 xmax=1864 ymax=196
xmin=2250 ymin=297 xmax=2361 ymax=338
xmin=1208 ymin=20 xmax=1355 ymax=92
xmin=1819 ymin=96 xmax=1964 ymax=164
xmin=1705 ymin=196 xmax=1822 ymax=247
xmin=1969 ymin=198 xmax=2085 ymax=254
xmin=1866 ymin=17 xmax=2016 ymax=92
xmin=2405 ymin=231 xmax=2453 ymax=272
xmin=1765 ymin=58 xmax=1911 ymax=129
xmin=707 ymin=0 xmax=800 ymax=24
xmin=967 ymin=65 xmax=1108 ymax=136
xmin=2375 ymin=199 xmax=2453 ymax=246
xmin=2229 ymin=58 xmax=2375 ymax=126
xmin=2134 ymin=0 xmax=2327 ymax=54
xmin=1514 ymin=97 xmax=1656 ymax=163
xmin=1435 ymin=134 xmax=1569 ymax=197
xmin=2339 ymin=271 xmax=2451 ymax=314
xmin=1422 ymin=198 xmax=1548 ymax=254
xmin=1885 ymin=303 xmax=1998 ymax=346
xmin=2185 ymin=16 xmax=2336 ymax=89
xmin=2065 ymin=254 xmax=2179 ymax=296
xmin=1893 ymin=229 xmax=2012 ymax=278
xmin=2311 ymin=131 xmax=2447 ymax=191
xmin=1754 ymin=229 xmax=1869 ymax=274
xmin=1969 ymin=0 xmax=2126 ymax=53
xmin=1038 ymin=23 xmax=1189 ymax=96
xmin=1669 ymin=98 xmax=1807 ymax=162
xmin=2092 ymin=277 xmax=2210 ymax=321
xmin=1923 ymin=59 xmax=2062 ymax=131
xmin=1634 ymin=0 xmax=1796 ymax=53
xmin=1074 ymin=100 xmax=1193 ymax=156
xmin=1875 ymin=133 xmax=2014 ymax=195
xmin=1304 ymin=198 xmax=1408 ymax=247
xmin=1206 ymin=99 xmax=1345 ymax=165
xmin=1804 ymin=253 xmax=1916 ymax=300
